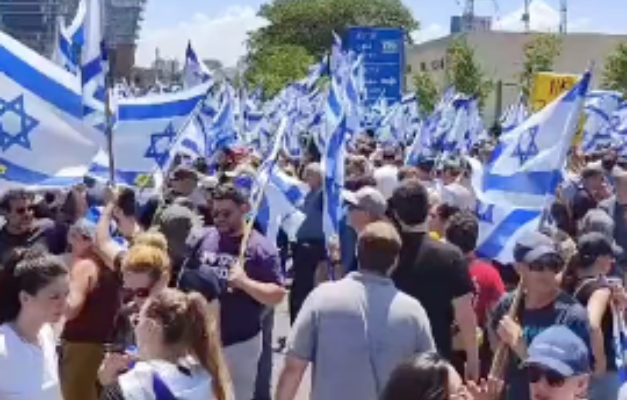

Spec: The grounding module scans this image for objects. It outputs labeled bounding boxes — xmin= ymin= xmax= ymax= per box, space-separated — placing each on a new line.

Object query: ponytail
xmin=186 ymin=293 xmax=232 ymax=400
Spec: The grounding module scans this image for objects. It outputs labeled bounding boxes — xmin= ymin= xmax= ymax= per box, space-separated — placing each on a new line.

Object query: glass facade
xmin=0 ymin=0 xmax=145 ymax=57
xmin=0 ymin=0 xmax=61 ymax=56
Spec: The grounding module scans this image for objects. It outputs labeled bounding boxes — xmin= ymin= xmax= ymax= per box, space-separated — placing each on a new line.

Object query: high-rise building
xmin=0 ymin=0 xmax=62 ymax=56
xmin=64 ymin=0 xmax=147 ymax=78
xmin=0 ymin=0 xmax=146 ymax=78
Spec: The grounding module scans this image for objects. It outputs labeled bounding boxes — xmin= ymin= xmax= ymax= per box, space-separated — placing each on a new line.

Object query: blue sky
xmin=136 ymin=0 xmax=625 ymax=67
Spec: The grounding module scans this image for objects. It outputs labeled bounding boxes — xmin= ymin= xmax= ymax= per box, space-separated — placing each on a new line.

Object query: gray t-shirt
xmin=288 ymin=271 xmax=435 ymax=400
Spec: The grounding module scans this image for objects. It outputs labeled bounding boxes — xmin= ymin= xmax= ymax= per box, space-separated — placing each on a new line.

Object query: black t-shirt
xmin=391 ymin=232 xmax=474 ymax=359
xmin=0 ymin=219 xmax=56 ymax=265
xmin=573 ymin=278 xmax=616 ymax=370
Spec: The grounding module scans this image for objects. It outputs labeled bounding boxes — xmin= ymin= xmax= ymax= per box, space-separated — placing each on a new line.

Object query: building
xmin=64 ymin=0 xmax=146 ymax=78
xmin=0 ymin=0 xmax=61 ymax=56
xmin=450 ymin=15 xmax=493 ymax=34
xmin=0 ymin=0 xmax=145 ymax=77
xmin=406 ymin=31 xmax=627 ymax=123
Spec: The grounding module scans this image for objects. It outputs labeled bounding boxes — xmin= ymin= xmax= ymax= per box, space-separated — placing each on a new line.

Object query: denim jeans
xmin=253 ymin=307 xmax=275 ymax=400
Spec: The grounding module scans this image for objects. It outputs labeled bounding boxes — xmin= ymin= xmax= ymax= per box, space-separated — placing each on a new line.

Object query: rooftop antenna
xmin=522 ymin=0 xmax=531 ymax=32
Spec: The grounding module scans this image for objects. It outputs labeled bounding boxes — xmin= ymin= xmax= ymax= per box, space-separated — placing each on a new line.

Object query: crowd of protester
xmin=0 ymin=137 xmax=626 ymax=400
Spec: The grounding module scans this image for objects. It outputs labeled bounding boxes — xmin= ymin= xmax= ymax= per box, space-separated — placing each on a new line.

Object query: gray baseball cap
xmin=343 ymin=186 xmax=387 ymax=218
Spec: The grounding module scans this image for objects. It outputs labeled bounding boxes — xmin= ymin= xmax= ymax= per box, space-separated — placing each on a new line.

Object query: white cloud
xmin=411 ymin=23 xmax=447 ymax=43
xmin=136 ymin=6 xmax=268 ymax=68
xmin=494 ymin=0 xmax=591 ymax=32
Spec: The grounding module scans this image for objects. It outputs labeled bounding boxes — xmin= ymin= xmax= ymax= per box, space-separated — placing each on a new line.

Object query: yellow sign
xmin=530 ymin=72 xmax=585 ymax=144
xmin=530 ymin=72 xmax=579 ymax=112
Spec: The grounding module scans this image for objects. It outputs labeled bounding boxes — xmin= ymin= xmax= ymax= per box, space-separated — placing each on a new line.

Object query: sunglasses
xmin=122 ymin=287 xmax=152 ymax=303
xmin=13 ymin=206 xmax=34 ymax=215
xmin=526 ymin=365 xmax=566 ymax=387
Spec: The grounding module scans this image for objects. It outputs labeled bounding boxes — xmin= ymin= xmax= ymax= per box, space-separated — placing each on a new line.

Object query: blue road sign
xmin=346 ymin=27 xmax=405 ymax=107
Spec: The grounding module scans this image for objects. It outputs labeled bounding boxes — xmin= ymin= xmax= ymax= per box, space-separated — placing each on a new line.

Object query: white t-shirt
xmin=374 ymin=164 xmax=399 ymax=200
xmin=0 ymin=323 xmax=62 ymax=400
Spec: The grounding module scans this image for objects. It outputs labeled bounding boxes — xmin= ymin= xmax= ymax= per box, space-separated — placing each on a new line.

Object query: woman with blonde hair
xmin=99 ymin=289 xmax=232 ymax=400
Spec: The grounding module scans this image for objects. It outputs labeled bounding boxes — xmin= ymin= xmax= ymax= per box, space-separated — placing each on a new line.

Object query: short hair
xmin=122 ymin=243 xmax=171 ymax=283
xmin=445 ymin=211 xmax=478 ymax=254
xmin=357 ymin=221 xmax=402 ymax=274
xmin=211 ymin=184 xmax=247 ymax=206
xmin=389 ymin=179 xmax=429 ymax=225
xmin=398 ymin=166 xmax=420 ymax=182
xmin=0 ymin=248 xmax=68 ymax=324
xmin=345 ymin=174 xmax=377 ymax=192
xmin=0 ymin=189 xmax=33 ymax=211
xmin=116 ymin=187 xmax=137 ymax=218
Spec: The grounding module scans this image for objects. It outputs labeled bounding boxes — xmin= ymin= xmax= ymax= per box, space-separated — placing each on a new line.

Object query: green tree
xmin=518 ymin=34 xmax=561 ymax=98
xmin=248 ymin=0 xmax=418 ymax=59
xmin=445 ymin=37 xmax=492 ymax=107
xmin=245 ymin=44 xmax=315 ymax=98
xmin=412 ymin=71 xmax=439 ymax=115
xmin=602 ymin=43 xmax=627 ymax=97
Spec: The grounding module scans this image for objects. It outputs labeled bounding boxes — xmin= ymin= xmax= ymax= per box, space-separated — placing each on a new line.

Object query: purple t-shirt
xmin=187 ymin=228 xmax=283 ymax=346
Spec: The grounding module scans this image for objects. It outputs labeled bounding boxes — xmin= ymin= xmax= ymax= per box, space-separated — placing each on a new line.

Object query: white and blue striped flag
xmin=471 ymin=71 xmax=591 ymax=263
xmin=183 ymin=41 xmax=213 ymax=89
xmin=89 ymin=83 xmax=211 ymax=186
xmin=53 ymin=0 xmax=85 ymax=75
xmin=0 ymin=31 xmax=99 ymax=190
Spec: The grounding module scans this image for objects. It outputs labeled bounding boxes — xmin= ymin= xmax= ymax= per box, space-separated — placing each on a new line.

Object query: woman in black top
xmin=563 ymin=232 xmax=621 ymax=400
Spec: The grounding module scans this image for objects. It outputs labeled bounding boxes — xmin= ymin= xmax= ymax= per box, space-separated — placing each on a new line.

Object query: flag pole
xmin=105 ymin=48 xmax=115 ymax=186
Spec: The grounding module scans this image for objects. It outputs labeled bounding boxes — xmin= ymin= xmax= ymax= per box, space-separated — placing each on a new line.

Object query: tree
xmin=445 ymin=37 xmax=492 ymax=106
xmin=248 ymin=0 xmax=418 ymax=59
xmin=412 ymin=71 xmax=439 ymax=115
xmin=602 ymin=43 xmax=627 ymax=97
xmin=245 ymin=44 xmax=315 ymax=98
xmin=518 ymin=34 xmax=561 ymax=98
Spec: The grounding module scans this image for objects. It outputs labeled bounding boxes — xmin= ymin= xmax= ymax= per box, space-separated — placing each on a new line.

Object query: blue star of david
xmin=0 ymin=95 xmax=39 ymax=152
xmin=512 ymin=125 xmax=540 ymax=165
xmin=144 ymin=123 xmax=176 ymax=167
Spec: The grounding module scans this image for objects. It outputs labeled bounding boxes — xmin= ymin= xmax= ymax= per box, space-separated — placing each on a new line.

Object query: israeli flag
xmin=183 ymin=41 xmax=213 ymax=89
xmin=582 ymin=90 xmax=623 ymax=154
xmin=612 ymin=304 xmax=627 ymax=399
xmin=0 ymin=31 xmax=99 ymax=190
xmin=89 ymin=83 xmax=211 ymax=186
xmin=501 ymin=93 xmax=529 ymax=133
xmin=471 ymin=72 xmax=591 ymax=263
xmin=52 ymin=0 xmax=86 ymax=75
xmin=80 ymin=0 xmax=107 ymax=131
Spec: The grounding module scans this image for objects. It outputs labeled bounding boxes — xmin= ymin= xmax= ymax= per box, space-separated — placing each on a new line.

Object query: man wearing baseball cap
xmin=490 ymin=231 xmax=591 ymax=400
xmin=344 ymin=186 xmax=389 ymax=234
xmin=523 ymin=325 xmax=590 ymax=400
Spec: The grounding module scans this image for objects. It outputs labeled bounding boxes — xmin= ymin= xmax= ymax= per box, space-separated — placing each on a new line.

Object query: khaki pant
xmin=60 ymin=342 xmax=105 ymax=400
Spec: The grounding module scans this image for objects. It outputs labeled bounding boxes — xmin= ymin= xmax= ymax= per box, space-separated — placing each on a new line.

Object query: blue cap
xmin=523 ymin=326 xmax=590 ymax=376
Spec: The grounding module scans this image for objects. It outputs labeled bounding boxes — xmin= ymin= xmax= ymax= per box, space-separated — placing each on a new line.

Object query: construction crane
xmin=559 ymin=0 xmax=568 ymax=34
xmin=462 ymin=0 xmax=475 ymax=32
xmin=522 ymin=0 xmax=531 ymax=32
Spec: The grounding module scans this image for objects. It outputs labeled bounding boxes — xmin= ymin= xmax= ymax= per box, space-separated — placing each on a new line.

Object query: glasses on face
xmin=122 ymin=287 xmax=152 ymax=303
xmin=526 ymin=365 xmax=566 ymax=387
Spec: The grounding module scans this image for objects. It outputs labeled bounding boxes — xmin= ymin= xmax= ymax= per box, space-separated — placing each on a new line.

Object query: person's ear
xmin=240 ymin=203 xmax=251 ymax=215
